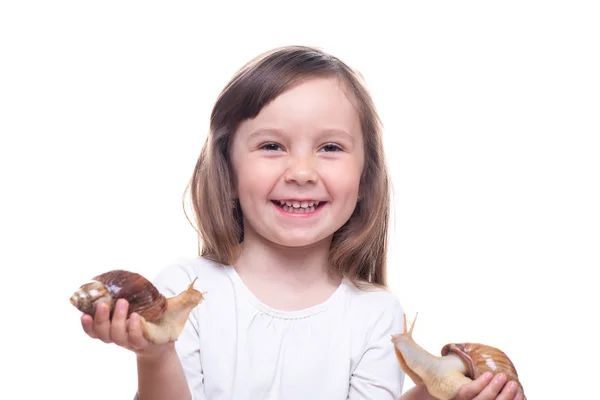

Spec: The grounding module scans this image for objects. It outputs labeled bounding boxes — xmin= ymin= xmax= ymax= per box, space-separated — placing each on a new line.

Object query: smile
xmin=271 ymin=200 xmax=326 ymax=214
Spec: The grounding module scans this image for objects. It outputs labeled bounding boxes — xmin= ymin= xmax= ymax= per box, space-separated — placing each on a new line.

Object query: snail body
xmin=391 ymin=314 xmax=526 ymax=400
xmin=70 ymin=269 xmax=206 ymax=344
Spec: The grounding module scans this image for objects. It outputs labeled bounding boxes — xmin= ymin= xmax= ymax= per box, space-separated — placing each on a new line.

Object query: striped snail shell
xmin=70 ymin=270 xmax=167 ymax=321
xmin=70 ymin=269 xmax=205 ymax=344
xmin=441 ymin=342 xmax=525 ymax=398
xmin=391 ymin=313 xmax=526 ymax=400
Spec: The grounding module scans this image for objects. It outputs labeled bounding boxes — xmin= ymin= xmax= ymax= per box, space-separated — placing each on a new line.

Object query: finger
xmin=475 ymin=373 xmax=507 ymax=400
xmin=93 ymin=302 xmax=113 ymax=343
xmin=81 ymin=314 xmax=98 ymax=339
xmin=110 ymin=299 xmax=129 ymax=346
xmin=127 ymin=313 xmax=150 ymax=350
xmin=514 ymin=391 xmax=524 ymax=400
xmin=495 ymin=380 xmax=519 ymax=400
xmin=454 ymin=372 xmax=493 ymax=399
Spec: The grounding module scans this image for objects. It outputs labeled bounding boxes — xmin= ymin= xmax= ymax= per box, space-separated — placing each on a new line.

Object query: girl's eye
xmin=260 ymin=143 xmax=283 ymax=152
xmin=320 ymin=143 xmax=343 ymax=152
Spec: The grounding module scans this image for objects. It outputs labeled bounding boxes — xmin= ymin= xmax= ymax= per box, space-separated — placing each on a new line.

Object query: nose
xmin=284 ymin=155 xmax=318 ymax=185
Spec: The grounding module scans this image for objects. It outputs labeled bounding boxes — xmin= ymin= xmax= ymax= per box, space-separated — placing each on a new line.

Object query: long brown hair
xmin=184 ymin=45 xmax=391 ymax=288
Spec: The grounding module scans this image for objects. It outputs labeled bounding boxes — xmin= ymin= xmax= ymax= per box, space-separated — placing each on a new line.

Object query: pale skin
xmin=228 ymin=76 xmax=365 ymax=309
xmin=401 ymin=375 xmax=523 ymax=400
xmin=80 ymin=76 xmax=521 ymax=400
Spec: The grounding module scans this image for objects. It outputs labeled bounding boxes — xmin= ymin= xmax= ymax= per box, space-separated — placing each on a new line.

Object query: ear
xmin=357 ymin=180 xmax=365 ymax=201
xmin=229 ymin=183 xmax=238 ymax=200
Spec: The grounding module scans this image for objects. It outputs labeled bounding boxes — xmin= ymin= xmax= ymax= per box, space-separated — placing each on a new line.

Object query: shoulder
xmin=151 ymin=256 xmax=231 ymax=296
xmin=343 ymin=282 xmax=407 ymax=396
xmin=346 ymin=282 xmax=404 ymax=318
xmin=344 ymin=281 xmax=405 ymax=336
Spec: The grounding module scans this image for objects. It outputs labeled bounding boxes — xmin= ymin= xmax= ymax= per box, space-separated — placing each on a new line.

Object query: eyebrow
xmin=248 ymin=128 xmax=356 ymax=142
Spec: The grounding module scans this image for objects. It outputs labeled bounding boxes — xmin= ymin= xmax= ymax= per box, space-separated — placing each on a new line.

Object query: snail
xmin=70 ymin=269 xmax=206 ymax=344
xmin=391 ymin=314 xmax=526 ymax=400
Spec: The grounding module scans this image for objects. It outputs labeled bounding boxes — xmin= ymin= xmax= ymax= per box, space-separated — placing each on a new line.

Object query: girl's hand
xmin=80 ymin=298 xmax=171 ymax=361
xmin=452 ymin=372 xmax=523 ymax=400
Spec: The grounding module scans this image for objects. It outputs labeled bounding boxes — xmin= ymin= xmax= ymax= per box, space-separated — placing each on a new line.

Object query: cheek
xmin=235 ymin=161 xmax=280 ymax=199
xmin=322 ymin=158 xmax=363 ymax=194
xmin=322 ymin=169 xmax=362 ymax=199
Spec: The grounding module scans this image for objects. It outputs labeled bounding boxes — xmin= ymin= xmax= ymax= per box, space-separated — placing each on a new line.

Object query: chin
xmin=268 ymin=233 xmax=332 ymax=249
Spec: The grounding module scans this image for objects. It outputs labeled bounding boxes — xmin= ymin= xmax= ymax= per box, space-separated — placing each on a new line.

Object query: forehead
xmin=238 ymin=77 xmax=362 ymax=137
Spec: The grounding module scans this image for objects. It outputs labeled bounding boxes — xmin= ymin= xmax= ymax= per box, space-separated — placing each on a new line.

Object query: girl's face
xmin=230 ymin=77 xmax=364 ymax=249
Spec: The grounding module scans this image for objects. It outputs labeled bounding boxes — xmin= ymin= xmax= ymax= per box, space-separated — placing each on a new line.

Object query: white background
xmin=1 ymin=1 xmax=598 ymax=399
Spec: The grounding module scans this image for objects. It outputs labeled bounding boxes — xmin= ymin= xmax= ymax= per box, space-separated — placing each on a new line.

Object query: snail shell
xmin=441 ymin=342 xmax=525 ymax=397
xmin=392 ymin=313 xmax=526 ymax=400
xmin=70 ymin=269 xmax=205 ymax=344
xmin=70 ymin=270 xmax=168 ymax=322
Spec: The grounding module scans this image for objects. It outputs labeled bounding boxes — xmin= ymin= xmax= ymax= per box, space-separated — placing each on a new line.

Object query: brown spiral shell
xmin=70 ymin=269 xmax=167 ymax=322
xmin=441 ymin=343 xmax=526 ymax=399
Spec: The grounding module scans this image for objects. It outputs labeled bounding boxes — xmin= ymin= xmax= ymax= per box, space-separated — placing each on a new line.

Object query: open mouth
xmin=271 ymin=200 xmax=327 ymax=214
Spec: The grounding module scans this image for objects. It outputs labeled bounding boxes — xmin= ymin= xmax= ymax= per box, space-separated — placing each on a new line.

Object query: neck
xmin=234 ymin=228 xmax=342 ymax=292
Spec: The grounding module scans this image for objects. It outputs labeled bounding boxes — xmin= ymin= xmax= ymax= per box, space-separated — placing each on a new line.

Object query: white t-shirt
xmin=149 ymin=256 xmax=406 ymax=400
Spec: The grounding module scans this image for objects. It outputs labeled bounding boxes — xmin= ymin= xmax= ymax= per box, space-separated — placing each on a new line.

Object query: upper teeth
xmin=279 ymin=200 xmax=320 ymax=208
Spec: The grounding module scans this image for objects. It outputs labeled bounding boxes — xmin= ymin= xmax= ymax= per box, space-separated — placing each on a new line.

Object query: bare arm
xmin=81 ymin=301 xmax=193 ymax=400
xmin=137 ymin=343 xmax=191 ymax=400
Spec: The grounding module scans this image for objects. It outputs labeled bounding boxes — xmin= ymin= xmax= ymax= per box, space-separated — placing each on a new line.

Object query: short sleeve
xmin=151 ymin=263 xmax=207 ymax=400
xmin=347 ymin=293 xmax=406 ymax=400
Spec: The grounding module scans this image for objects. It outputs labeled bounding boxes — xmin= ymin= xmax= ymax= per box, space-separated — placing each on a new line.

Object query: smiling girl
xmin=80 ymin=45 xmax=522 ymax=400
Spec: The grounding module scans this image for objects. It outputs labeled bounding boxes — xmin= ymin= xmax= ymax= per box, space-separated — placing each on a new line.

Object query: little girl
xmin=80 ymin=45 xmax=522 ymax=400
